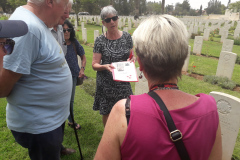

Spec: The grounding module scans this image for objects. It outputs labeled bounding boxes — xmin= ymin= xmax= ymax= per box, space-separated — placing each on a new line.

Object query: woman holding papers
xmin=92 ymin=5 xmax=135 ymax=126
xmin=94 ymin=15 xmax=222 ymax=160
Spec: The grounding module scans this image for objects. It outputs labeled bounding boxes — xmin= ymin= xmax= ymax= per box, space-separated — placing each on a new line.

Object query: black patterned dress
xmin=93 ymin=31 xmax=133 ymax=115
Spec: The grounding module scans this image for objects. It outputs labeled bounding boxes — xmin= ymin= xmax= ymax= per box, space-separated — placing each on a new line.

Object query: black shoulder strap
xmin=125 ymin=97 xmax=130 ymax=126
xmin=148 ymin=91 xmax=190 ymax=160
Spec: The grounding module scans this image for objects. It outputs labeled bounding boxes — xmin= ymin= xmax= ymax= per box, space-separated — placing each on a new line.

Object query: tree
xmin=205 ymin=0 xmax=223 ymax=15
xmin=227 ymin=0 xmax=231 ymax=8
xmin=146 ymin=2 xmax=162 ymax=15
xmin=229 ymin=1 xmax=240 ymax=12
xmin=173 ymin=2 xmax=183 ymax=15
xmin=165 ymin=4 xmax=174 ymax=14
xmin=199 ymin=5 xmax=202 ymax=15
xmin=139 ymin=0 xmax=146 ymax=15
xmin=4 ymin=0 xmax=26 ymax=13
xmin=162 ymin=0 xmax=165 ymax=14
xmin=182 ymin=0 xmax=190 ymax=12
xmin=114 ymin=0 xmax=131 ymax=15
xmin=189 ymin=9 xmax=198 ymax=16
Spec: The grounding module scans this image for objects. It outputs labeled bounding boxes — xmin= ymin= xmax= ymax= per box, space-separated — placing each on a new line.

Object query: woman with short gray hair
xmin=92 ymin=6 xmax=135 ymax=126
xmin=94 ymin=15 xmax=222 ymax=160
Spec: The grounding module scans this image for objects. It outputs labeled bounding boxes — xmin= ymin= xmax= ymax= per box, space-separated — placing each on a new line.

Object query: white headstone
xmin=234 ymin=28 xmax=240 ymax=39
xmin=124 ymin=27 xmax=128 ymax=33
xmin=75 ymin=20 xmax=78 ymax=29
xmin=135 ymin=67 xmax=148 ymax=95
xmin=221 ymin=30 xmax=229 ymax=43
xmin=199 ymin=25 xmax=204 ymax=32
xmin=216 ymin=51 xmax=237 ymax=79
xmin=94 ymin=30 xmax=99 ymax=42
xmin=81 ymin=22 xmax=84 ymax=31
xmin=128 ymin=20 xmax=132 ymax=31
xmin=182 ymin=45 xmax=191 ymax=72
xmin=203 ymin=29 xmax=210 ymax=41
xmin=222 ymin=39 xmax=234 ymax=52
xmin=82 ymin=28 xmax=87 ymax=43
xmin=103 ymin=26 xmax=106 ymax=34
xmin=193 ymin=25 xmax=198 ymax=34
xmin=193 ymin=36 xmax=203 ymax=55
xmin=209 ymin=91 xmax=240 ymax=160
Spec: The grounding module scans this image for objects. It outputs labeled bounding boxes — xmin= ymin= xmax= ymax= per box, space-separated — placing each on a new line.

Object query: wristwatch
xmin=81 ymin=66 xmax=85 ymax=70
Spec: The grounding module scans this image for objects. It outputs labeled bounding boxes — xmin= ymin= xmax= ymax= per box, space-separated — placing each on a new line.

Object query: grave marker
xmin=216 ymin=51 xmax=237 ymax=79
xmin=222 ymin=39 xmax=234 ymax=52
xmin=135 ymin=67 xmax=148 ymax=95
xmin=209 ymin=91 xmax=240 ymax=160
xmin=203 ymin=29 xmax=210 ymax=41
xmin=193 ymin=36 xmax=203 ymax=55
xmin=94 ymin=30 xmax=99 ymax=42
xmin=182 ymin=45 xmax=191 ymax=72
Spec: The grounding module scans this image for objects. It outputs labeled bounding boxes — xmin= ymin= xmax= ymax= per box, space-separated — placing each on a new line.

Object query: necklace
xmin=149 ymin=83 xmax=179 ymax=92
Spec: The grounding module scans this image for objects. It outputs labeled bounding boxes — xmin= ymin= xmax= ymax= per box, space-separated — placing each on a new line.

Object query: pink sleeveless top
xmin=120 ymin=93 xmax=219 ymax=160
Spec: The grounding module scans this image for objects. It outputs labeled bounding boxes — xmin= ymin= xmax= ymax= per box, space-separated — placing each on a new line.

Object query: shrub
xmin=191 ymin=33 xmax=199 ymax=39
xmin=80 ymin=77 xmax=96 ymax=97
xmin=213 ymin=28 xmax=219 ymax=34
xmin=203 ymin=75 xmax=236 ymax=90
xmin=0 ymin=16 xmax=8 ymax=20
xmin=236 ymin=55 xmax=240 ymax=65
xmin=203 ymin=75 xmax=218 ymax=84
xmin=209 ymin=34 xmax=214 ymax=41
xmin=230 ymin=26 xmax=236 ymax=31
xmin=234 ymin=37 xmax=240 ymax=45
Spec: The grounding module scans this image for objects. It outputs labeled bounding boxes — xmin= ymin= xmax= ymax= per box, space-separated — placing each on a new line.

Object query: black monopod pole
xmin=69 ymin=108 xmax=83 ymax=160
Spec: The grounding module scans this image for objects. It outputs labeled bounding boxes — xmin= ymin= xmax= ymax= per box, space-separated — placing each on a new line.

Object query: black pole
xmin=69 ymin=107 xmax=83 ymax=160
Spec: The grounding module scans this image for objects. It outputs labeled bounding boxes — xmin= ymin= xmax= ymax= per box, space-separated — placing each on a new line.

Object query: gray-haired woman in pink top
xmin=94 ymin=15 xmax=222 ymax=160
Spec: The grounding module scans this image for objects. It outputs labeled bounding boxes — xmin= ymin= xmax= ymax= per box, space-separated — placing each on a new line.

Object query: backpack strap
xmin=148 ymin=91 xmax=190 ymax=160
xmin=125 ymin=97 xmax=131 ymax=126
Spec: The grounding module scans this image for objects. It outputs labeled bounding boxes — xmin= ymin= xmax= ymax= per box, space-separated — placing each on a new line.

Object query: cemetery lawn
xmin=0 ymin=44 xmax=240 ymax=160
xmin=189 ymin=39 xmax=240 ymax=58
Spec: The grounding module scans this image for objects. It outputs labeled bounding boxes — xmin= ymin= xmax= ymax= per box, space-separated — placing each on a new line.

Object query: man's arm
xmin=0 ymin=67 xmax=22 ymax=98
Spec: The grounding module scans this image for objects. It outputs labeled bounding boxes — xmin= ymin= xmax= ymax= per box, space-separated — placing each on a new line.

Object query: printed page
xmin=112 ymin=61 xmax=138 ymax=82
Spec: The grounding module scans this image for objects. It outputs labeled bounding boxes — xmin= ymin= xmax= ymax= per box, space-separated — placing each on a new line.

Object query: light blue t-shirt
xmin=4 ymin=7 xmax=72 ymax=134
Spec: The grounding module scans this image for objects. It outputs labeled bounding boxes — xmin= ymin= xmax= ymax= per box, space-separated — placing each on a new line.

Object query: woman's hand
xmin=105 ymin=64 xmax=115 ymax=72
xmin=127 ymin=49 xmax=135 ymax=63
xmin=127 ymin=57 xmax=136 ymax=63
xmin=79 ymin=68 xmax=85 ymax=78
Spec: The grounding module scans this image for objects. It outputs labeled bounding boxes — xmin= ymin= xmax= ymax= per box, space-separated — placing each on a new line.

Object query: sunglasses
xmin=0 ymin=39 xmax=15 ymax=55
xmin=104 ymin=16 xmax=118 ymax=23
xmin=63 ymin=28 xmax=72 ymax=33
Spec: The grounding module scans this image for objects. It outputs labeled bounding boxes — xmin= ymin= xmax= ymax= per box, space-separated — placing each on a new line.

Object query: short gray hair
xmin=100 ymin=6 xmax=118 ymax=20
xmin=27 ymin=0 xmax=62 ymax=6
xmin=133 ymin=15 xmax=189 ymax=82
xmin=68 ymin=0 xmax=73 ymax=5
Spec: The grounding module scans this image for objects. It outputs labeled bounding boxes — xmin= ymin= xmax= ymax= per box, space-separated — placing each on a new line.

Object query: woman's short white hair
xmin=133 ymin=15 xmax=189 ymax=82
xmin=27 ymin=0 xmax=62 ymax=5
xmin=100 ymin=6 xmax=118 ymax=20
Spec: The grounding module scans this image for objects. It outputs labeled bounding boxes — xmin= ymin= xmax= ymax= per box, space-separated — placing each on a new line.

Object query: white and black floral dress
xmin=93 ymin=31 xmax=133 ymax=115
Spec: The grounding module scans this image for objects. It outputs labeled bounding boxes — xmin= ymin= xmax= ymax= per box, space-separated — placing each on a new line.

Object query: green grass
xmin=189 ymin=38 xmax=240 ymax=58
xmin=188 ymin=55 xmax=240 ymax=85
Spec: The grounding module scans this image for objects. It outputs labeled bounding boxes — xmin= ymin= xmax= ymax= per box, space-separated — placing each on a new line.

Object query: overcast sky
xmin=146 ymin=0 xmax=239 ymax=10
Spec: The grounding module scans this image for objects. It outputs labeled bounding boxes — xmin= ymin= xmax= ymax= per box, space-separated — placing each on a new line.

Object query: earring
xmin=139 ymin=71 xmax=143 ymax=79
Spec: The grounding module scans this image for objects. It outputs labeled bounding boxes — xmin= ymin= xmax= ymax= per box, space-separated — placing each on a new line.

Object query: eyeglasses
xmin=104 ymin=16 xmax=118 ymax=23
xmin=0 ymin=39 xmax=15 ymax=55
xmin=63 ymin=28 xmax=72 ymax=33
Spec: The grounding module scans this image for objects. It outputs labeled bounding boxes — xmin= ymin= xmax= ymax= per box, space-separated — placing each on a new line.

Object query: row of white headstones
xmin=73 ymin=16 xmax=240 ymax=160
xmin=75 ymin=16 xmax=238 ymax=81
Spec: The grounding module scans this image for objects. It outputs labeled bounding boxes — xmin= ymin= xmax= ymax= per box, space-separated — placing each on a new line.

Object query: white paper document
xmin=112 ymin=61 xmax=138 ymax=82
